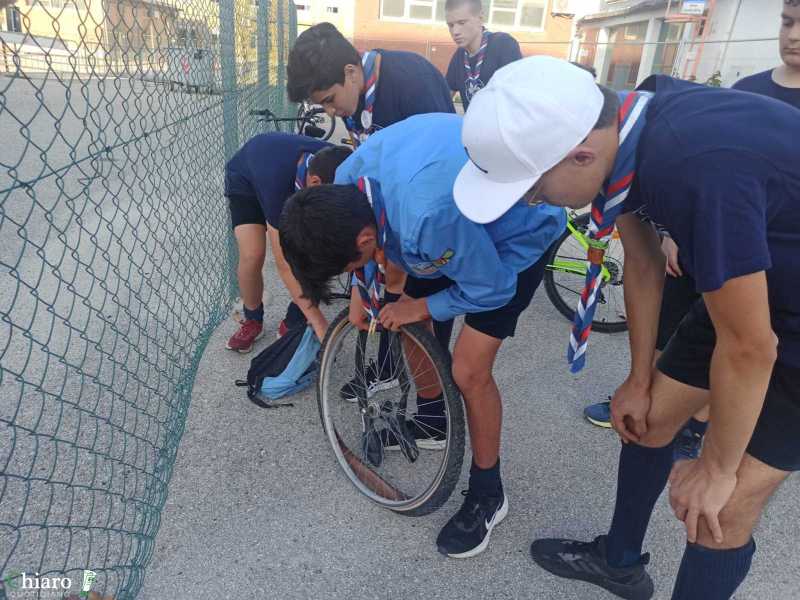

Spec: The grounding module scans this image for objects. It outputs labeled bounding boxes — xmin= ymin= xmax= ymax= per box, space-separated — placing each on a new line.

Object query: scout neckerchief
xmin=344 ymin=51 xmax=382 ymax=147
xmin=463 ymin=29 xmax=490 ymax=103
xmin=567 ymin=90 xmax=653 ymax=373
xmin=351 ymin=177 xmax=387 ymax=333
xmin=294 ymin=151 xmax=314 ymax=191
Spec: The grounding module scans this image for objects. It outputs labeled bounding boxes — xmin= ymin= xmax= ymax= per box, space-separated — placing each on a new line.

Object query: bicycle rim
xmin=318 ymin=311 xmax=464 ymax=515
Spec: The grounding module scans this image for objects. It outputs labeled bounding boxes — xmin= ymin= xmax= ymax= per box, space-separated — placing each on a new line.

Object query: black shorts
xmin=228 ymin=194 xmax=266 ymax=229
xmin=656 ymin=273 xmax=700 ymax=351
xmin=657 ymin=300 xmax=800 ymax=472
xmin=403 ymin=253 xmax=548 ymax=340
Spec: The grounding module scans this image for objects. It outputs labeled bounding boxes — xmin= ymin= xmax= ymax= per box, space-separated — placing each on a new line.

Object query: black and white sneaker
xmin=340 ymin=359 xmax=400 ymax=402
xmin=382 ymin=418 xmax=446 ymax=451
xmin=436 ymin=490 xmax=508 ymax=558
xmin=529 ymin=535 xmax=654 ymax=600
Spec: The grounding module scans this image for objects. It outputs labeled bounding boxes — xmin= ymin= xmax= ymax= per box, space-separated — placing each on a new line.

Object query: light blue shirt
xmin=335 ymin=113 xmax=566 ymax=322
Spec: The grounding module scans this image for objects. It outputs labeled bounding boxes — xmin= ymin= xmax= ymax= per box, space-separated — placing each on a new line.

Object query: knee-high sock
xmin=433 ymin=318 xmax=454 ymax=355
xmin=606 ymin=441 xmax=674 ymax=567
xmin=671 ymin=539 xmax=756 ymax=600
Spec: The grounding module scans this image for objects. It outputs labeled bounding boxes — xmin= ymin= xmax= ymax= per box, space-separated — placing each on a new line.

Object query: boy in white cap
xmin=454 ymin=56 xmax=800 ymax=600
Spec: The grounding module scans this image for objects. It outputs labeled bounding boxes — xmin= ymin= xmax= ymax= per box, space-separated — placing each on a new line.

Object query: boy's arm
xmin=610 ymin=212 xmax=666 ymax=443
xmin=414 ymin=214 xmax=517 ymax=323
xmin=268 ymin=225 xmax=329 ymax=341
xmin=669 ymin=271 xmax=776 ymax=544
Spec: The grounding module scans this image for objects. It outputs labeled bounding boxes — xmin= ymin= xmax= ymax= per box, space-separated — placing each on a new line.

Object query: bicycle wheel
xmin=317 ymin=308 xmax=465 ymax=516
xmin=544 ymin=213 xmax=627 ymax=333
xmin=297 ymin=103 xmax=336 ymax=141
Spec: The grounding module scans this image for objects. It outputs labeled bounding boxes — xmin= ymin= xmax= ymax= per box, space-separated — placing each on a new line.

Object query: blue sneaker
xmin=584 ymin=400 xmax=612 ymax=428
xmin=673 ymin=426 xmax=703 ymax=462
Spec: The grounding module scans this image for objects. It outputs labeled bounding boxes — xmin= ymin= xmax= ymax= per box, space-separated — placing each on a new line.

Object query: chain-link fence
xmin=0 ymin=0 xmax=295 ymax=597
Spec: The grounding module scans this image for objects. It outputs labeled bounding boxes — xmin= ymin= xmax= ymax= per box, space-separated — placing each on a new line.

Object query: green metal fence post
xmin=220 ymin=0 xmax=240 ymax=301
xmin=257 ymin=0 xmax=271 ymax=109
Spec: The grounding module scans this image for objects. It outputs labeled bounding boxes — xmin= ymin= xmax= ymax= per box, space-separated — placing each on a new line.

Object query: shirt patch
xmin=410 ymin=249 xmax=455 ymax=275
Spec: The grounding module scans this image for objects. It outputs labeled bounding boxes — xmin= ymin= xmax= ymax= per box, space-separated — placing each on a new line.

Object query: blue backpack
xmin=236 ymin=324 xmax=321 ymax=408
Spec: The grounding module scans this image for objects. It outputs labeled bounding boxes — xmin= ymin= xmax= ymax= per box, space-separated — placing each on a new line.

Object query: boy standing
xmin=444 ymin=0 xmax=522 ymax=110
xmin=733 ymin=1 xmax=800 ymax=109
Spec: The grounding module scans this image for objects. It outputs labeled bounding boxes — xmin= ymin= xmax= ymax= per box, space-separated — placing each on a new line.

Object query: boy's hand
xmin=379 ymin=296 xmax=430 ymax=331
xmin=661 ymin=236 xmax=683 ymax=277
xmin=349 ymin=290 xmax=369 ymax=331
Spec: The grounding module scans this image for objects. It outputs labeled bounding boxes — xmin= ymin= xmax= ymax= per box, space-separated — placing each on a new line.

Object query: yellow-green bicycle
xmin=543 ymin=211 xmax=627 ymax=333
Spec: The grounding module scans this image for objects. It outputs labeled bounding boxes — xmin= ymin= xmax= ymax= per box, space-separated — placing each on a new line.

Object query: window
xmin=652 ymin=21 xmax=685 ymax=76
xmin=381 ymin=0 xmax=545 ymax=28
xmin=5 ymin=6 xmax=22 ymax=32
xmin=603 ymin=21 xmax=648 ymax=90
xmin=293 ymin=0 xmax=311 ymax=10
xmin=326 ymin=4 xmax=338 ymax=12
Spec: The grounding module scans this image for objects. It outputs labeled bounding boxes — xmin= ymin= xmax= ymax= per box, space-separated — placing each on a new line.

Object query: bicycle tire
xmin=544 ymin=213 xmax=628 ymax=334
xmin=317 ymin=308 xmax=465 ymax=517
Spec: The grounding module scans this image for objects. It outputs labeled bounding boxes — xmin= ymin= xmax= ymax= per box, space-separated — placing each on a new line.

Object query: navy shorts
xmin=403 ymin=253 xmax=548 ymax=341
xmin=228 ymin=194 xmax=266 ymax=229
xmin=656 ymin=272 xmax=700 ymax=351
xmin=657 ymin=300 xmax=800 ymax=472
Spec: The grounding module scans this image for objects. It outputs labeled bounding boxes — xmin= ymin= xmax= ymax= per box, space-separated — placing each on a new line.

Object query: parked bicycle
xmin=249 ymin=106 xmax=330 ymax=139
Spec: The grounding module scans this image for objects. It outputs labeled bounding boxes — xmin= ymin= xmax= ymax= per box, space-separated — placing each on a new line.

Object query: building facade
xmin=572 ymin=0 xmax=783 ymax=89
xmin=351 ymin=0 xmax=576 ymax=73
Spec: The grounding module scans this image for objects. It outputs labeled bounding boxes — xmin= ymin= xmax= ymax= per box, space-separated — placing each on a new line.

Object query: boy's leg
xmin=673 ymin=360 xmax=799 ymax=599
xmin=234 ymin=223 xmax=267 ymax=313
xmin=226 ymin=194 xmax=267 ymax=353
xmin=531 ymin=299 xmax=716 ymax=597
xmin=671 ymin=453 xmax=788 ymax=600
xmin=437 ymin=255 xmax=548 ymax=559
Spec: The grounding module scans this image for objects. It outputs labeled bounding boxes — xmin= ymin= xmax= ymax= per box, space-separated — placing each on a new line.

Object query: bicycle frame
xmin=547 ymin=215 xmax=616 ymax=283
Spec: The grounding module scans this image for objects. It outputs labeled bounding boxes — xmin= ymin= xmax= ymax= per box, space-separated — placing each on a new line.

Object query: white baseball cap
xmin=454 ymin=56 xmax=604 ymax=224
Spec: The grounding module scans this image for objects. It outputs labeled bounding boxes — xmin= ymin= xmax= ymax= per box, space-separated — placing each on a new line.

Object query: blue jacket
xmin=335 ymin=113 xmax=565 ymax=322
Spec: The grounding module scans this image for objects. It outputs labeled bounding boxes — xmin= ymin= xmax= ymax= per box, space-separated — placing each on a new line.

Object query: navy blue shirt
xmin=352 ymin=50 xmax=455 ymax=135
xmin=623 ymin=76 xmax=800 ymax=366
xmin=733 ymin=69 xmax=800 ymax=110
xmin=446 ymin=32 xmax=522 ymax=109
xmin=224 ymin=133 xmax=331 ymax=228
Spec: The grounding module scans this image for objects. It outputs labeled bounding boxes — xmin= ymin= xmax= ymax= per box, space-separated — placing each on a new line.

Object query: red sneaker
xmin=226 ymin=319 xmax=264 ymax=353
xmin=277 ymin=319 xmax=289 ymax=339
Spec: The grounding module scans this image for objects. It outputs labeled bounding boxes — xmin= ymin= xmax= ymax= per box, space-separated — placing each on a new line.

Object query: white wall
xmin=689 ymin=0 xmax=782 ymax=85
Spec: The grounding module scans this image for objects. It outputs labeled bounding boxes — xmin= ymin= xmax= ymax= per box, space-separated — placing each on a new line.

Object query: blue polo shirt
xmin=446 ymin=31 xmax=522 ymax=109
xmin=624 ymin=75 xmax=800 ymax=367
xmin=352 ymin=50 xmax=455 ymax=135
xmin=335 ymin=113 xmax=565 ymax=322
xmin=733 ymin=69 xmax=800 ymax=110
xmin=224 ymin=133 xmax=331 ymax=227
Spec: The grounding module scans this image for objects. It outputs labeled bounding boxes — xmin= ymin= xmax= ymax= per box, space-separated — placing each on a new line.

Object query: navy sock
xmin=686 ymin=417 xmax=708 ymax=437
xmin=415 ymin=394 xmax=445 ymax=433
xmin=243 ymin=303 xmax=264 ymax=322
xmin=376 ymin=292 xmax=402 ymax=378
xmin=671 ymin=539 xmax=756 ymax=600
xmin=469 ymin=458 xmax=502 ymax=498
xmin=606 ymin=441 xmax=673 ymax=567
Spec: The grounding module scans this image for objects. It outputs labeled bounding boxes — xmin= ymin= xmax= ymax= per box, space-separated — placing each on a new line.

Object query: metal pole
xmin=257 ymin=0 xmax=270 ymax=109
xmin=277 ymin=0 xmax=287 ymax=112
xmin=220 ymin=0 xmax=239 ymax=162
xmin=220 ymin=0 xmax=240 ymax=301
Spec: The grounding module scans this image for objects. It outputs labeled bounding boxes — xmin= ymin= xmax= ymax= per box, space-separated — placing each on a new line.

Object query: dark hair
xmin=444 ymin=0 xmax=483 ymax=13
xmin=571 ymin=61 xmax=597 ymax=78
xmin=287 ymin=23 xmax=361 ymax=102
xmin=593 ymin=84 xmax=620 ymax=130
xmin=787 ymin=1 xmax=800 ymax=7
xmin=279 ymin=184 xmax=375 ymax=305
xmin=308 ymin=146 xmax=353 ymax=183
